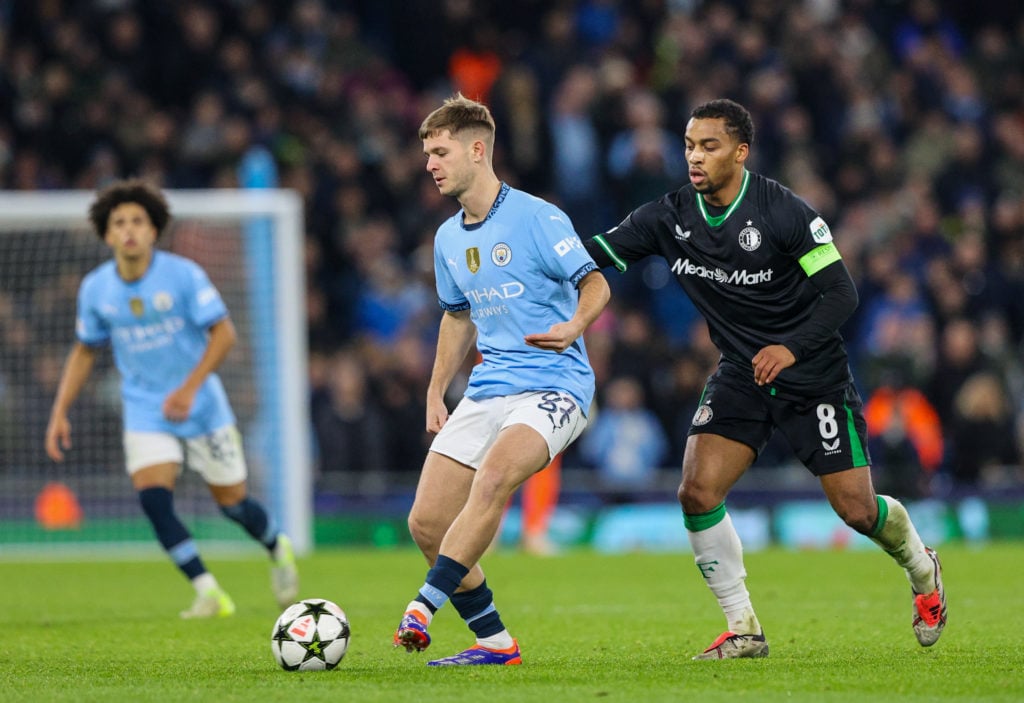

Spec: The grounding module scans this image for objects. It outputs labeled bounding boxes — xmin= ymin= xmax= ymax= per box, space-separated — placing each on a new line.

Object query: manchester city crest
xmin=491 ymin=242 xmax=512 ymax=266
xmin=153 ymin=292 xmax=173 ymax=312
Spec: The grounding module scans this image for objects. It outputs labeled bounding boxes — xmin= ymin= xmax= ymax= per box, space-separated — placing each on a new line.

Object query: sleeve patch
xmin=809 ymin=216 xmax=832 ymax=243
xmin=798 ymin=243 xmax=842 ymax=276
xmin=197 ymin=286 xmax=219 ymax=307
xmin=553 ymin=235 xmax=585 ymax=257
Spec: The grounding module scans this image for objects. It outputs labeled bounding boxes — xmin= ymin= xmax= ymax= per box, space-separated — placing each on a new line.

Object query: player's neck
xmin=701 ymin=169 xmax=746 ymax=208
xmin=115 ymin=249 xmax=154 ymax=282
xmin=459 ymin=174 xmax=503 ymax=225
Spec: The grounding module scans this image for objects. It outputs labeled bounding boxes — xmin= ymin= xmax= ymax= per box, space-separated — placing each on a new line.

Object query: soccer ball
xmin=271 ymin=598 xmax=350 ymax=671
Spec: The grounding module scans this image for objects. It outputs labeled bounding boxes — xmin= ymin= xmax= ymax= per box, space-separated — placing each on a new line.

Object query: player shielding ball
xmin=392 ymin=94 xmax=609 ymax=665
xmin=585 ymin=99 xmax=946 ymax=658
xmin=45 ymin=178 xmax=299 ymax=618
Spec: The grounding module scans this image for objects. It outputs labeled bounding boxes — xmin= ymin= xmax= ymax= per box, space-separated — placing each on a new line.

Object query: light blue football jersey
xmin=433 ymin=183 xmax=599 ymax=415
xmin=75 ymin=251 xmax=235 ymax=437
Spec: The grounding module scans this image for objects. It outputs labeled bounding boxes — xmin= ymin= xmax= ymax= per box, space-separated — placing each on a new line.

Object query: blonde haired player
xmin=392 ymin=94 xmax=609 ymax=665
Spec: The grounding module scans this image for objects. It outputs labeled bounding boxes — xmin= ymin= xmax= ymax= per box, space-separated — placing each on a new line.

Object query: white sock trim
xmin=476 ymin=630 xmax=514 ymax=650
xmin=193 ymin=572 xmax=218 ymax=595
xmin=405 ymin=600 xmax=433 ymax=625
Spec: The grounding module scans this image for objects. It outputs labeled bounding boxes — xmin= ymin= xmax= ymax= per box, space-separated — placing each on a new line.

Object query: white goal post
xmin=0 ymin=189 xmax=312 ymax=556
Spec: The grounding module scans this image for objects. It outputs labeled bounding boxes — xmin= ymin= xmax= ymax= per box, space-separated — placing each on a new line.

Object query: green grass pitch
xmin=1 ymin=544 xmax=1021 ymax=702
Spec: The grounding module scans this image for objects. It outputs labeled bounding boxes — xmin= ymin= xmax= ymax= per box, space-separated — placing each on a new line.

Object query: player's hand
xmin=524 ymin=321 xmax=581 ymax=353
xmin=45 ymin=414 xmax=71 ymax=462
xmin=425 ymin=395 xmax=449 ymax=434
xmin=162 ymin=387 xmax=196 ymax=423
xmin=752 ymin=344 xmax=796 ymax=386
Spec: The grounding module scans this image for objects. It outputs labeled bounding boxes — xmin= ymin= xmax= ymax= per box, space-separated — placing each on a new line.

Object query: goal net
xmin=0 ymin=189 xmax=312 ymax=557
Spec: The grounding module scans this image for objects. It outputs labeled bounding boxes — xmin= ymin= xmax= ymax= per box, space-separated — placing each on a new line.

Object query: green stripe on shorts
xmin=845 ymin=401 xmax=868 ymax=468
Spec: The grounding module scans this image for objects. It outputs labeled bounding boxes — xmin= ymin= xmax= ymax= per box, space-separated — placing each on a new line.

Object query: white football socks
xmin=192 ymin=572 xmax=218 ymax=595
xmin=688 ymin=512 xmax=761 ymax=635
xmin=870 ymin=495 xmax=935 ymax=593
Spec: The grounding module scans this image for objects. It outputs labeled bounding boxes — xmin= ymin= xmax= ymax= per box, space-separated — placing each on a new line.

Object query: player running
xmin=585 ymin=98 xmax=945 ymax=659
xmin=45 ymin=178 xmax=299 ymax=618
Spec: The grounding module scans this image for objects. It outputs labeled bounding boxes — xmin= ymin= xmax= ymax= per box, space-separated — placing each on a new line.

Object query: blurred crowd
xmin=2 ymin=0 xmax=1023 ymax=497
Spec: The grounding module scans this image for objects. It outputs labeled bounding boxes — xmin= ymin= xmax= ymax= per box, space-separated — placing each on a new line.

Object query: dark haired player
xmin=585 ymin=99 xmax=946 ymax=659
xmin=46 ymin=178 xmax=299 ymax=618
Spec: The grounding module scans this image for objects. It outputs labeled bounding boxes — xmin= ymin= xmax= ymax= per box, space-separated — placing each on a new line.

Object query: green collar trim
xmin=696 ymin=169 xmax=750 ymax=228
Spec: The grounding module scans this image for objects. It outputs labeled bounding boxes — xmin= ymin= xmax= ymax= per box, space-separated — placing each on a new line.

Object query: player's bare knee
xmin=835 ymin=501 xmax=875 ymax=534
xmin=407 ymin=511 xmax=444 ymax=553
xmin=677 ymin=480 xmax=716 ymax=514
xmin=472 ymin=466 xmax=520 ymax=508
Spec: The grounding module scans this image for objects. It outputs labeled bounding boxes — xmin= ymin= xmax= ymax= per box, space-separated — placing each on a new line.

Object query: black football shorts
xmin=688 ymin=362 xmax=871 ymax=476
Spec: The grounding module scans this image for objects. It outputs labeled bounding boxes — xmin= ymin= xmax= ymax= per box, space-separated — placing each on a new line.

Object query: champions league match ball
xmin=271 ymin=598 xmax=351 ymax=671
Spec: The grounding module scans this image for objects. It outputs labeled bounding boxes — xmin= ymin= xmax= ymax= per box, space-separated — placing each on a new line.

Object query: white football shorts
xmin=123 ymin=425 xmax=248 ymax=486
xmin=429 ymin=390 xmax=588 ymax=469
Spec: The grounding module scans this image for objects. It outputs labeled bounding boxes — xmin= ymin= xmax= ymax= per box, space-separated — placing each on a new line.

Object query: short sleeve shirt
xmin=76 ymin=251 xmax=235 ymax=436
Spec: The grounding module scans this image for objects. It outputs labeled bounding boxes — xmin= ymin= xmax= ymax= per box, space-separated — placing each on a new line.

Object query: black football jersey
xmin=585 ymin=170 xmax=854 ymax=395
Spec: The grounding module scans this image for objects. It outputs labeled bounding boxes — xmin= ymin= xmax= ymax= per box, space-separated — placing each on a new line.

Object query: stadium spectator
xmin=310 ymin=348 xmax=392 ymax=483
xmin=448 ymin=21 xmax=504 ymax=105
xmin=650 ymin=325 xmax=720 ymax=456
xmin=547 ymin=63 xmax=606 ymax=236
xmin=864 ymin=367 xmax=944 ymax=499
xmin=606 ymin=87 xmax=688 ymax=212
xmin=580 ymin=376 xmax=669 ymax=499
xmin=947 ymin=371 xmax=1020 ymax=487
xmin=927 ymin=317 xmax=992 ymax=427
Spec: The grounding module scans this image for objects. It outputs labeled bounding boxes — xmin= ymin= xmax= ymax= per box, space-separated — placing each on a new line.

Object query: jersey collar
xmin=695 ymin=169 xmax=749 ymax=228
xmin=462 ymin=182 xmax=510 ymax=230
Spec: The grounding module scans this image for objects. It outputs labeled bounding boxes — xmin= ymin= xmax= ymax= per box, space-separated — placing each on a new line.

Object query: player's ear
xmin=735 ymin=142 xmax=749 ymax=165
xmin=471 ymin=138 xmax=486 ymax=162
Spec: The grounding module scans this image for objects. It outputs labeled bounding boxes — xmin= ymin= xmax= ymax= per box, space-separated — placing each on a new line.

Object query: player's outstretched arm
xmin=45 ymin=342 xmax=98 ymax=462
xmin=525 ymin=270 xmax=610 ymax=352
